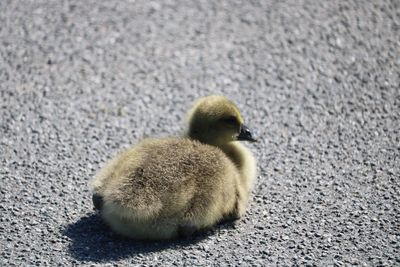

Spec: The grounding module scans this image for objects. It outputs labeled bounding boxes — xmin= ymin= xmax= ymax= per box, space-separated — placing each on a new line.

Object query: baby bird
xmin=91 ymin=95 xmax=257 ymax=240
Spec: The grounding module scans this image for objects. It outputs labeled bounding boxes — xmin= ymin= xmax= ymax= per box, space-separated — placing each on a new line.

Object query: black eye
xmin=222 ymin=116 xmax=238 ymax=125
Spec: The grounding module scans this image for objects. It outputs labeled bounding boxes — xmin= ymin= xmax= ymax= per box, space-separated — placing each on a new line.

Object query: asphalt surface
xmin=1 ymin=0 xmax=399 ymax=266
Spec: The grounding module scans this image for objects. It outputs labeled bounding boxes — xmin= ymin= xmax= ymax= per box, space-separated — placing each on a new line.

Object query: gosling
xmin=91 ymin=95 xmax=257 ymax=240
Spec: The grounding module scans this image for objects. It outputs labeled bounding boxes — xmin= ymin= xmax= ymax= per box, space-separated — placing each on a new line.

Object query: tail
xmin=92 ymin=192 xmax=104 ymax=210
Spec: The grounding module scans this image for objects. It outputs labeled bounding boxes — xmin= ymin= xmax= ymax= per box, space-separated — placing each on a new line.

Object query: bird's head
xmin=187 ymin=95 xmax=256 ymax=146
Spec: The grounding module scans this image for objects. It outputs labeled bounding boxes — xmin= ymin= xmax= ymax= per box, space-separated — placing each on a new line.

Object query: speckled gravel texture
xmin=1 ymin=0 xmax=399 ymax=266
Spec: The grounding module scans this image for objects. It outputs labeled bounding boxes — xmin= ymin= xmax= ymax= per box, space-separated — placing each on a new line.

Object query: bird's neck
xmin=218 ymin=142 xmax=245 ymax=169
xmin=218 ymin=142 xmax=257 ymax=192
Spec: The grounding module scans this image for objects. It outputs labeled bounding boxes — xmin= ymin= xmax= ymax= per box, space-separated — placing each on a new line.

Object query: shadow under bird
xmin=90 ymin=95 xmax=257 ymax=240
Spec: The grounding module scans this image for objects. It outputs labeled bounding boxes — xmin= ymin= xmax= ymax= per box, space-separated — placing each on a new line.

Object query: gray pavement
xmin=1 ymin=0 xmax=399 ymax=266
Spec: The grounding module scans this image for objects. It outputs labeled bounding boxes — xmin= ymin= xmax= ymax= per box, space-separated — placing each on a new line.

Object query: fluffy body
xmin=91 ymin=95 xmax=257 ymax=240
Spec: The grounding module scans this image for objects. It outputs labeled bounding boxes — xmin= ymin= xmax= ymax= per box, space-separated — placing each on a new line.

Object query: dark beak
xmin=237 ymin=125 xmax=257 ymax=142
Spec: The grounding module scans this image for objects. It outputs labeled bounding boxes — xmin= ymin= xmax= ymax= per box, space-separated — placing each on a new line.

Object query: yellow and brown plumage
xmin=91 ymin=95 xmax=257 ymax=240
